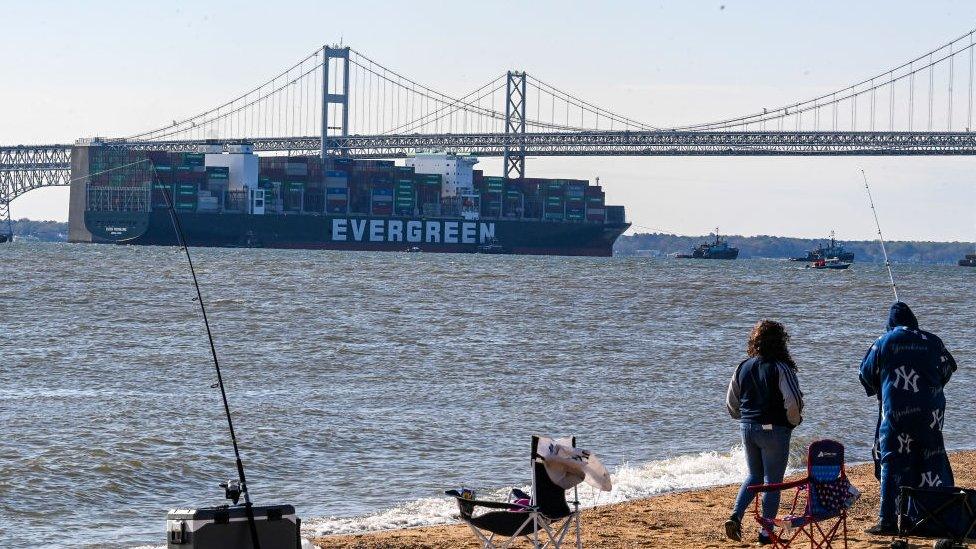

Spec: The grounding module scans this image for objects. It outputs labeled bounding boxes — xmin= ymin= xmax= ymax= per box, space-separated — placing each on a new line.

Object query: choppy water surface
xmin=1 ymin=242 xmax=973 ymax=547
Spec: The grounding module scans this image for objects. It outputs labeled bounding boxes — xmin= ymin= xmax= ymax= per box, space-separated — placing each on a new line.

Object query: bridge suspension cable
xmin=122 ymin=42 xmax=664 ymax=144
xmin=346 ymin=48 xmax=659 ymax=135
xmin=125 ymin=48 xmax=325 ymax=142
xmin=524 ymin=75 xmax=659 ymax=131
xmin=677 ymin=27 xmax=976 ymax=132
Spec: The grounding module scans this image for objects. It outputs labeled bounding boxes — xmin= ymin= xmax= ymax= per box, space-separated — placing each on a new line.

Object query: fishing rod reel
xmin=220 ymin=479 xmax=242 ymax=505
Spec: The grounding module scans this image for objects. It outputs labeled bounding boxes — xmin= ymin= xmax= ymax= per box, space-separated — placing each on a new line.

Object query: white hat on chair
xmin=538 ymin=436 xmax=612 ymax=491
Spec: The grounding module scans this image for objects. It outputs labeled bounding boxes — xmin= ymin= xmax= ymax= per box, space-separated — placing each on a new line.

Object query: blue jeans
xmin=732 ymin=422 xmax=793 ymax=524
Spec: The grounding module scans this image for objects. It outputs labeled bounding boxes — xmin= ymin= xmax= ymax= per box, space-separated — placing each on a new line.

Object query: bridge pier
xmin=67 ymin=145 xmax=93 ymax=243
xmin=0 ymin=191 xmax=11 ymax=242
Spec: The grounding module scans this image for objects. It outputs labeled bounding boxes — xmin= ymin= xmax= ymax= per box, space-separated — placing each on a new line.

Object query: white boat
xmin=808 ymin=257 xmax=852 ymax=270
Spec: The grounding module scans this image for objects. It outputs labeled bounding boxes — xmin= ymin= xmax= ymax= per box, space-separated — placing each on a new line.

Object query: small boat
xmin=959 ymin=253 xmax=976 ymax=267
xmin=808 ymin=257 xmax=852 ymax=270
xmin=406 ymin=246 xmax=422 ymax=252
xmin=0 ymin=234 xmax=9 ymax=244
xmin=476 ymin=238 xmax=506 ymax=254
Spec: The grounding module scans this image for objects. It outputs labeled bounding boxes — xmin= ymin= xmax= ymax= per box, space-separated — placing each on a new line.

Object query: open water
xmin=1 ymin=242 xmax=973 ymax=548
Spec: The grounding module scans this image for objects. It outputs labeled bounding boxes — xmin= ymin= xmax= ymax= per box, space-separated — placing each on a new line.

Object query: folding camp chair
xmin=446 ymin=435 xmax=611 ymax=549
xmin=748 ymin=439 xmax=858 ymax=548
xmin=890 ymin=486 xmax=976 ymax=549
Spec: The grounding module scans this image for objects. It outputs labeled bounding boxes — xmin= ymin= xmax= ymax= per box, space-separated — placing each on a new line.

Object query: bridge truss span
xmin=111 ymin=130 xmax=976 ymax=158
xmin=330 ymin=130 xmax=976 ymax=157
xmin=0 ymin=144 xmax=72 ymax=237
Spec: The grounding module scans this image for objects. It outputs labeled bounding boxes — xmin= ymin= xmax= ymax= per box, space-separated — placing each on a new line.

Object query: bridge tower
xmin=321 ymin=46 xmax=351 ymax=158
xmin=503 ymin=71 xmax=527 ymax=181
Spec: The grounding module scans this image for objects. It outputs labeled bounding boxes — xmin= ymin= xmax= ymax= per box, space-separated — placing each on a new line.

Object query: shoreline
xmin=313 ymin=450 xmax=976 ymax=548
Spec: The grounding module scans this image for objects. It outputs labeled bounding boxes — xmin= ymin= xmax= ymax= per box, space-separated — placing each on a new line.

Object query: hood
xmin=887 ymin=301 xmax=919 ymax=331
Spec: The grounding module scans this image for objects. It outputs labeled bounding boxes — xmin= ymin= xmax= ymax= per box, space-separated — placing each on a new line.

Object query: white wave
xmin=591 ymin=447 xmax=749 ymax=506
xmin=304 ymin=447 xmax=756 ymax=538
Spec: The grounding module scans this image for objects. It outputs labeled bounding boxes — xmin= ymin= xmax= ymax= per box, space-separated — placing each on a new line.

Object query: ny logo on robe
xmin=919 ymin=471 xmax=943 ymax=487
xmin=897 ymin=433 xmax=913 ymax=454
xmin=930 ymin=409 xmax=945 ymax=430
xmin=893 ymin=366 xmax=920 ymax=393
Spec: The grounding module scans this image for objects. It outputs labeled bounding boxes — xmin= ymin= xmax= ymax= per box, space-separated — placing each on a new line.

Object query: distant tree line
xmin=6 ymin=219 xmax=974 ymax=263
xmin=615 ymin=232 xmax=975 ymax=265
xmin=9 ymin=219 xmax=68 ymax=242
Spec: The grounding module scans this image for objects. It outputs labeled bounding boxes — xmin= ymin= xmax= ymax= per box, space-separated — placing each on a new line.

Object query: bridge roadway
xmin=108 ymin=130 xmax=976 ymax=156
xmin=5 ymin=130 xmax=976 ymax=203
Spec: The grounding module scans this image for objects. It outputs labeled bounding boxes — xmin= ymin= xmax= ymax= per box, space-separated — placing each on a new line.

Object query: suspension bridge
xmin=4 ymin=28 xmax=976 ymax=239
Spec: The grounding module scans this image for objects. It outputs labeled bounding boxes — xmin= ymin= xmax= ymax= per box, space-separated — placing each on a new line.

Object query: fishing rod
xmin=860 ymin=169 xmax=899 ymax=302
xmin=152 ymin=165 xmax=262 ymax=549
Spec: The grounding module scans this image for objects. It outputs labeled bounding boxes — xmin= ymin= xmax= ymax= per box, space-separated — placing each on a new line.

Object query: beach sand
xmin=314 ymin=450 xmax=975 ymax=548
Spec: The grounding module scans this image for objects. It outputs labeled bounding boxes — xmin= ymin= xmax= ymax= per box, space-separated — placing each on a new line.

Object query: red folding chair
xmin=748 ymin=439 xmax=858 ymax=548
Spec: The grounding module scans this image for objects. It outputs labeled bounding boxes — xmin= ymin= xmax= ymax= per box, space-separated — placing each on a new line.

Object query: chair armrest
xmin=748 ymin=477 xmax=809 ymax=494
xmin=444 ymin=491 xmax=533 ymax=511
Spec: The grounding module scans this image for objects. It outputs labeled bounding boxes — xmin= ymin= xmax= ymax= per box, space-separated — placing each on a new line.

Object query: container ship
xmin=674 ymin=229 xmax=739 ymax=259
xmin=69 ymin=143 xmax=629 ymax=256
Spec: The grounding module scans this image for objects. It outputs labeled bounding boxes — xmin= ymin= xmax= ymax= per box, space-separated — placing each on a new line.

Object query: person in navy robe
xmin=859 ymin=302 xmax=957 ymax=535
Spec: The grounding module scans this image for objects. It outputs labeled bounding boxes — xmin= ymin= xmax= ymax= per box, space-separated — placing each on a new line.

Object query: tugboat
xmin=674 ymin=228 xmax=739 ymax=260
xmin=790 ymin=231 xmax=855 ymax=262
xmin=959 ymin=252 xmax=976 ymax=267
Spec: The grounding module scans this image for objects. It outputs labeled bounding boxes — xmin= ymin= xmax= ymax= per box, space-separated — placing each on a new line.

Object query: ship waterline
xmin=85 ymin=209 xmax=629 ymax=256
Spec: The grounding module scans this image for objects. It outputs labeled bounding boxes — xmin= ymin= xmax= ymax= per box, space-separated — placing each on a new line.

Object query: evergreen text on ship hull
xmin=331 ymin=219 xmax=495 ymax=244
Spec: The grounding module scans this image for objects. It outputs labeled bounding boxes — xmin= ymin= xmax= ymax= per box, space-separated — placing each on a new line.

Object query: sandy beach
xmin=314 ymin=450 xmax=976 ymax=548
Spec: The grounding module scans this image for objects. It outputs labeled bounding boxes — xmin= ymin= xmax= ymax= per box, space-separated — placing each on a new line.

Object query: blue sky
xmin=3 ymin=0 xmax=976 ymax=241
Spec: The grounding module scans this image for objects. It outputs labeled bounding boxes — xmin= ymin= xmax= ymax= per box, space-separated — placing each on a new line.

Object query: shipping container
xmin=283 ymin=189 xmax=304 ymax=212
xmin=606 ymin=205 xmax=626 ymax=224
xmin=285 ymin=159 xmax=309 ymax=177
xmin=303 ymin=188 xmax=325 ymax=213
xmin=225 ymin=190 xmax=248 ymax=212
xmin=503 ymin=188 xmax=523 ymax=218
xmin=182 ymin=152 xmax=205 ymax=167
xmin=371 ymin=184 xmax=394 ymax=216
xmin=395 ymin=179 xmax=416 ymax=216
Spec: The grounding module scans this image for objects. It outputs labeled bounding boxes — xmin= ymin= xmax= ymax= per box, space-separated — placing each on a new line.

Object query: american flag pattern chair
xmin=748 ymin=439 xmax=858 ymax=548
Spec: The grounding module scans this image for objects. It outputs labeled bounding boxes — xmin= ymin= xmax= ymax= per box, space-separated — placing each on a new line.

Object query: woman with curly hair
xmin=724 ymin=320 xmax=804 ymax=544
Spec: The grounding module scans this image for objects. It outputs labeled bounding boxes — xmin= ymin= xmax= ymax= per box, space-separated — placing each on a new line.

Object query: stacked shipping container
xmin=565 ymin=181 xmax=586 ymax=221
xmin=415 ymin=173 xmax=442 ymax=216
xmin=479 ymin=176 xmax=504 ymax=218
xmin=96 ymin=150 xmax=614 ymax=224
